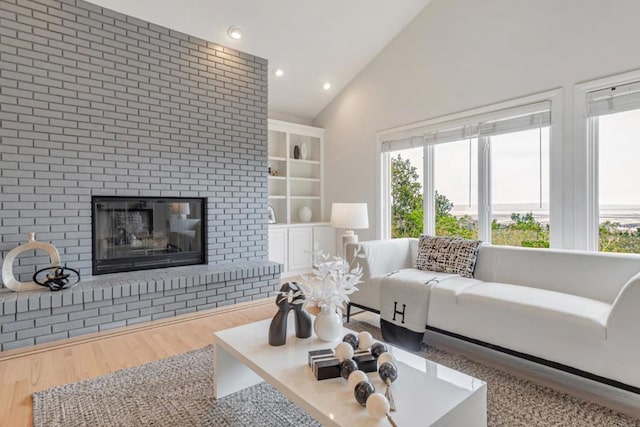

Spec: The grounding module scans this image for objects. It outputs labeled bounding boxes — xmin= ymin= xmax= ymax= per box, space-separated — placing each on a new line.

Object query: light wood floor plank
xmin=0 ymin=299 xmax=276 ymax=427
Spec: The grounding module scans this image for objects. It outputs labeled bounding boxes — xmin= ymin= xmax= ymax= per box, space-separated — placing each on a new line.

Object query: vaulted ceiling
xmin=87 ymin=0 xmax=431 ymax=120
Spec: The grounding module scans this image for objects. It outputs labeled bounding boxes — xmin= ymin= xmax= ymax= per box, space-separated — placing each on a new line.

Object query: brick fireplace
xmin=0 ymin=0 xmax=279 ymax=351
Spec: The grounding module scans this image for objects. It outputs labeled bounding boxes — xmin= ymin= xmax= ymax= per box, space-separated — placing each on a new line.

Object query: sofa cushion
xmin=459 ymin=282 xmax=610 ymax=338
xmin=427 ymin=282 xmax=611 ymax=376
xmin=347 ymin=239 xmax=414 ymax=280
xmin=473 ymin=245 xmax=640 ymax=303
xmin=416 ymin=236 xmax=481 ymax=278
xmin=409 ymin=238 xmax=419 ymax=267
xmin=429 ymin=274 xmax=484 ymax=302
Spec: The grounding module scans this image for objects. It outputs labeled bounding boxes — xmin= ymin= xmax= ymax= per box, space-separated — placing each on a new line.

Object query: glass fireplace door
xmin=92 ymin=197 xmax=205 ymax=274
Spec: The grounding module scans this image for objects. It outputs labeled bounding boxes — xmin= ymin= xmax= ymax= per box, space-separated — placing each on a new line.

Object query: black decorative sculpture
xmin=33 ymin=264 xmax=81 ymax=291
xmin=269 ymin=282 xmax=312 ymax=346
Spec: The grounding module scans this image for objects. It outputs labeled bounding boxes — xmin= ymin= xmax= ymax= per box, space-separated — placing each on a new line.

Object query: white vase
xmin=2 ymin=233 xmax=61 ymax=292
xmin=314 ymin=304 xmax=343 ymax=342
xmin=299 ymin=206 xmax=312 ymax=222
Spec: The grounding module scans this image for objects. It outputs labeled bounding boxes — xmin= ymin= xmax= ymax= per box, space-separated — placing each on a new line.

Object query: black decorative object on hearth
xmin=33 ymin=264 xmax=81 ymax=291
xmin=269 ymin=282 xmax=312 ymax=346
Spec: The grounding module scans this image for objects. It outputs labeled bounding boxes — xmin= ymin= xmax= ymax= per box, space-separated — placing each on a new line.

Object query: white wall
xmin=314 ymin=0 xmax=640 ymax=243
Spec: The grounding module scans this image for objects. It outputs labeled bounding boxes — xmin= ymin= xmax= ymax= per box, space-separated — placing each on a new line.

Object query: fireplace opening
xmin=92 ymin=196 xmax=206 ymax=275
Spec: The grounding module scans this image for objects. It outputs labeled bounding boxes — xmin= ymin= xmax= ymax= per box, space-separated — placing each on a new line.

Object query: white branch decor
xmin=295 ymin=247 xmax=364 ymax=311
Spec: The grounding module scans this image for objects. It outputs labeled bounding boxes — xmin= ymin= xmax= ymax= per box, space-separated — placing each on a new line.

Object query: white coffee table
xmin=213 ymin=316 xmax=487 ymax=426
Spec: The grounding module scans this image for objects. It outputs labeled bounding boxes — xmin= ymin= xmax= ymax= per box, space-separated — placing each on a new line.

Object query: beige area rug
xmin=33 ymin=320 xmax=640 ymax=426
xmin=32 ymin=346 xmax=319 ymax=427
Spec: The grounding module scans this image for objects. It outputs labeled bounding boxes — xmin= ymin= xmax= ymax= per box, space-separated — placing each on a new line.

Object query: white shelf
xmin=289 ymin=159 xmax=320 ymax=165
xmin=269 ymin=120 xmax=329 ymax=274
xmin=268 ymin=119 xmax=324 ymax=228
xmin=290 ymin=177 xmax=320 ymax=182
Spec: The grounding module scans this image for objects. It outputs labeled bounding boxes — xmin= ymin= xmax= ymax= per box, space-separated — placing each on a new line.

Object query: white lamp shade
xmin=330 ymin=203 xmax=369 ymax=229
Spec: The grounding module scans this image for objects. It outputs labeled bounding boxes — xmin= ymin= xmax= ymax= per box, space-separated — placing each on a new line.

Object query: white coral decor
xmin=298 ymin=248 xmax=363 ymax=311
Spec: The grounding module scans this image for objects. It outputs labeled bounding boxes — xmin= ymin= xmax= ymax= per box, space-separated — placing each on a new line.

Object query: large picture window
xmin=586 ymin=80 xmax=640 ymax=253
xmin=381 ymin=98 xmax=554 ymax=247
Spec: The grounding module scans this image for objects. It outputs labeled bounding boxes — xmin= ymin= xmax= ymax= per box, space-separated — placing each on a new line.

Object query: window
xmin=433 ymin=138 xmax=478 ymax=239
xmin=381 ymin=96 xmax=555 ymax=248
xmin=389 ymin=146 xmax=424 ymax=238
xmin=489 ymin=127 xmax=550 ymax=248
xmin=586 ymin=80 xmax=640 ymax=253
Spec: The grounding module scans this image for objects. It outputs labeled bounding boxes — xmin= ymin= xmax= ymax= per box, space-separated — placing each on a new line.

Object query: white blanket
xmin=380 ymin=269 xmax=458 ymax=333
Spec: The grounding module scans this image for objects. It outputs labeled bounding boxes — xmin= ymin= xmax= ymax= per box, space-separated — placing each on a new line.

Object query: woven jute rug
xmin=33 ymin=319 xmax=640 ymax=426
xmin=32 ymin=345 xmax=320 ymax=427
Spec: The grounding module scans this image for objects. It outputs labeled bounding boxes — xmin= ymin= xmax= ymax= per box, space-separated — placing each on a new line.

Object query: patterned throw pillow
xmin=415 ymin=235 xmax=482 ymax=278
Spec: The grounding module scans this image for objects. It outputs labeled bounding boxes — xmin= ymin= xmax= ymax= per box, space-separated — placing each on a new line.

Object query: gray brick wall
xmin=0 ymin=261 xmax=281 ymax=351
xmin=0 ymin=0 xmax=269 ymax=283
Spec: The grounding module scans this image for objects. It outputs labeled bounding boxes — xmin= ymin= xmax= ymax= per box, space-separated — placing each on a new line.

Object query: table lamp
xmin=330 ymin=203 xmax=369 ymax=256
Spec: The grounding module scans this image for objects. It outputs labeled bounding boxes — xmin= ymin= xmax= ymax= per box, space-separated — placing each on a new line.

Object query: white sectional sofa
xmin=347 ymin=238 xmax=640 ymax=390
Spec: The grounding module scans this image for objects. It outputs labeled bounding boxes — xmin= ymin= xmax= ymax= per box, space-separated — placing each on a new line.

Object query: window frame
xmin=377 ymin=89 xmax=563 ymax=246
xmin=575 ymin=69 xmax=640 ymax=251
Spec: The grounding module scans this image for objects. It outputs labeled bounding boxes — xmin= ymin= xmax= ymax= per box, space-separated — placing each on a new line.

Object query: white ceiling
xmin=87 ymin=0 xmax=431 ymax=120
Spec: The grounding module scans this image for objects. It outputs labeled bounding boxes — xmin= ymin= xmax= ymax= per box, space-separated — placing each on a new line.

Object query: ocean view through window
xmin=597 ymin=108 xmax=640 ymax=253
xmin=490 ymin=127 xmax=550 ymax=248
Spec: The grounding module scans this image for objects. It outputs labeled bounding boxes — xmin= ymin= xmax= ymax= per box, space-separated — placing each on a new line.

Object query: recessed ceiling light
xmin=323 ymin=82 xmax=331 ymax=91
xmin=228 ymin=26 xmax=243 ymax=40
xmin=274 ymin=69 xmax=284 ymax=77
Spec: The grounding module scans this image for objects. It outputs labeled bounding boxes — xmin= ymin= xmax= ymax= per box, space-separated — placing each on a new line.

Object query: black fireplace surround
xmin=92 ymin=196 xmax=206 ymax=275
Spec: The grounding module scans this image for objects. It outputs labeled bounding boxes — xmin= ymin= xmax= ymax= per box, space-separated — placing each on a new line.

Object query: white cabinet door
xmin=268 ymin=227 xmax=287 ymax=270
xmin=288 ymin=227 xmax=313 ymax=271
xmin=313 ymin=225 xmax=337 ymax=258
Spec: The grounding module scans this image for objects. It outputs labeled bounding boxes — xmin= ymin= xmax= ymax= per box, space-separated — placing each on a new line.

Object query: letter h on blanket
xmin=380 ymin=276 xmax=441 ymax=351
xmin=393 ymin=302 xmax=406 ymax=324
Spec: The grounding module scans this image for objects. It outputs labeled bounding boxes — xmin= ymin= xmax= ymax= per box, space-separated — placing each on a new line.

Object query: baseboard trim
xmin=426 ymin=326 xmax=640 ymax=395
xmin=0 ymin=298 xmax=272 ymax=362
